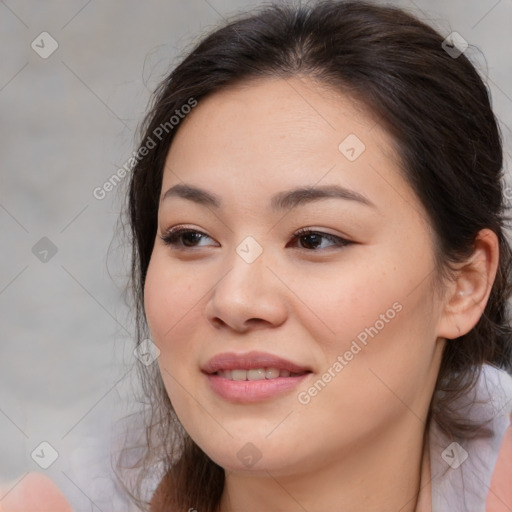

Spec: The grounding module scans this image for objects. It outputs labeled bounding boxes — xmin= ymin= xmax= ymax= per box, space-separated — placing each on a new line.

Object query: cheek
xmin=143 ymin=252 xmax=204 ymax=367
xmin=143 ymin=253 xmax=204 ymax=418
xmin=285 ymin=251 xmax=406 ymax=352
xmin=289 ymin=245 xmax=439 ymax=404
xmin=289 ymin=283 xmax=438 ymax=457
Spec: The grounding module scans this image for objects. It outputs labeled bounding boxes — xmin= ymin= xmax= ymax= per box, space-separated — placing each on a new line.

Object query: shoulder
xmin=429 ymin=365 xmax=512 ymax=510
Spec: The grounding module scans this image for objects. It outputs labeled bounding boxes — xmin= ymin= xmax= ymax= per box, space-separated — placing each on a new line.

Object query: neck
xmin=219 ymin=417 xmax=432 ymax=512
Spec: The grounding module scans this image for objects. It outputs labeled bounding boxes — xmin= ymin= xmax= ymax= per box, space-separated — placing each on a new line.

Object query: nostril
xmin=209 ymin=317 xmax=226 ymax=329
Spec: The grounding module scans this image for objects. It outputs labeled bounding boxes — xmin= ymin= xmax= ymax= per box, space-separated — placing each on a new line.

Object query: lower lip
xmin=205 ymin=372 xmax=311 ymax=403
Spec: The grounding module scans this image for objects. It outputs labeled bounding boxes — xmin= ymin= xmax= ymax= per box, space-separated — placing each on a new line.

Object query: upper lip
xmin=202 ymin=351 xmax=312 ymax=374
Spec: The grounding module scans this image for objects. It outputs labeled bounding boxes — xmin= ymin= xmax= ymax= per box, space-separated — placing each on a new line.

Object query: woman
xmin=4 ymin=1 xmax=508 ymax=511
xmin=116 ymin=1 xmax=512 ymax=511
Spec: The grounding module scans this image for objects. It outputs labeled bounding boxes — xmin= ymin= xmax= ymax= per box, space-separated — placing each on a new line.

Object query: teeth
xmin=216 ymin=367 xmax=303 ymax=380
xmin=265 ymin=367 xmax=280 ymax=379
xmin=231 ymin=369 xmax=247 ymax=381
xmin=247 ymin=368 xmax=266 ymax=380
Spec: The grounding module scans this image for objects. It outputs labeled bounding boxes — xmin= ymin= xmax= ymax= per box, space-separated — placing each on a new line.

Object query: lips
xmin=202 ymin=351 xmax=313 ymax=402
xmin=202 ymin=351 xmax=312 ymax=376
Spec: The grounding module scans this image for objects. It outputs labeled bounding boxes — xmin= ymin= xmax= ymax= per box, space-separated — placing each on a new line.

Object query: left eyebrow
xmin=160 ymin=183 xmax=376 ymax=211
xmin=270 ymin=184 xmax=376 ymax=211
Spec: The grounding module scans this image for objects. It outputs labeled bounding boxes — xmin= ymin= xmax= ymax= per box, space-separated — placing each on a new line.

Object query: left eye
xmin=160 ymin=227 xmax=350 ymax=251
xmin=288 ymin=228 xmax=350 ymax=250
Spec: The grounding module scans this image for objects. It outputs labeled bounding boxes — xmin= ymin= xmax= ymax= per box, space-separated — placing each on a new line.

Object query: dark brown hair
xmin=114 ymin=1 xmax=512 ymax=510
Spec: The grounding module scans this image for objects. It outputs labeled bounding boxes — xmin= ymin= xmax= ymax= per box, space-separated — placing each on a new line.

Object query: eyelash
xmin=159 ymin=226 xmax=351 ymax=251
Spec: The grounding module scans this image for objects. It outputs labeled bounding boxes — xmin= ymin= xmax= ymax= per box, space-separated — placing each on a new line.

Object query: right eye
xmin=160 ymin=226 xmax=218 ymax=249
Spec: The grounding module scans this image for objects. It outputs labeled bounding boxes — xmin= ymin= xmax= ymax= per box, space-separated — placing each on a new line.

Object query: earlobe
xmin=437 ymin=229 xmax=500 ymax=340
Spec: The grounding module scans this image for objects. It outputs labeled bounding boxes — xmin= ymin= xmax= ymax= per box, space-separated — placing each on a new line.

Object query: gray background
xmin=1 ymin=0 xmax=511 ymax=510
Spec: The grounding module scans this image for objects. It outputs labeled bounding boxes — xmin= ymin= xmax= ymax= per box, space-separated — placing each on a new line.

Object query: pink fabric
xmin=486 ymin=414 xmax=512 ymax=511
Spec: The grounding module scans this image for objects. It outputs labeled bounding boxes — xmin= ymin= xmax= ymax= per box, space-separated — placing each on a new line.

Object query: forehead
xmin=160 ymin=76 xmax=420 ymax=221
xmin=168 ymin=76 xmax=383 ymax=162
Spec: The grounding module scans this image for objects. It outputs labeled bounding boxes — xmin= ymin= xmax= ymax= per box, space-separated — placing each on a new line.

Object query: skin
xmin=143 ymin=76 xmax=499 ymax=512
xmin=0 ymin=472 xmax=72 ymax=512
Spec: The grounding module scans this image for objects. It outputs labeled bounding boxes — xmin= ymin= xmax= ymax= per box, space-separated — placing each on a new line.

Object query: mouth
xmin=202 ymin=350 xmax=312 ymax=376
xmin=202 ymin=351 xmax=313 ymax=402
xmin=213 ymin=368 xmax=310 ymax=380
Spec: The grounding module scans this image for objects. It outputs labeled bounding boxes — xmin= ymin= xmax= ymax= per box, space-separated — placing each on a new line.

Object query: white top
xmin=429 ymin=364 xmax=512 ymax=511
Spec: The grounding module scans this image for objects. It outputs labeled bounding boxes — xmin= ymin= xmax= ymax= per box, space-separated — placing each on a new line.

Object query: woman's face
xmin=144 ymin=77 xmax=447 ymax=475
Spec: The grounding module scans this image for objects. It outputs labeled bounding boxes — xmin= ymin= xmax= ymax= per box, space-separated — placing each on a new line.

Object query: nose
xmin=204 ymin=245 xmax=288 ymax=332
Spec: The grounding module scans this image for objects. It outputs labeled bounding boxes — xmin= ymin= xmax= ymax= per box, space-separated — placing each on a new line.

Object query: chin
xmin=194 ymin=436 xmax=306 ymax=476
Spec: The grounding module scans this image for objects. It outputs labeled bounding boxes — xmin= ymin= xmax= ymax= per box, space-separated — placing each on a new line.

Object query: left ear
xmin=437 ymin=228 xmax=500 ymax=340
